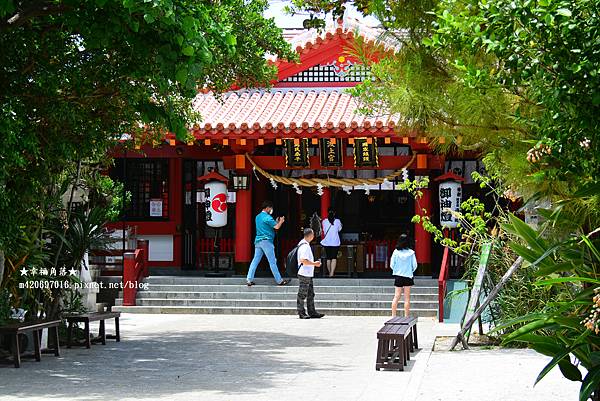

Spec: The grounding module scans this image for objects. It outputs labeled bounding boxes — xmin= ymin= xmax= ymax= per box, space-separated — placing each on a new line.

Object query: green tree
xmin=290 ymin=0 xmax=600 ymax=197
xmin=0 ymin=0 xmax=293 ymax=278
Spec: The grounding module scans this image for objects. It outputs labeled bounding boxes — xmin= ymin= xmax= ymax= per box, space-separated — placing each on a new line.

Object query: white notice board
xmin=137 ymin=235 xmax=173 ymax=261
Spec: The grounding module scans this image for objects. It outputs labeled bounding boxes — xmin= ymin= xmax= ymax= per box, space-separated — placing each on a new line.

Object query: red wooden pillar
xmin=136 ymin=239 xmax=149 ymax=277
xmin=122 ymin=252 xmax=136 ymax=306
xmin=235 ymin=188 xmax=252 ymax=263
xmin=171 ymin=158 xmax=182 ymax=268
xmin=321 ymin=187 xmax=331 ymax=220
xmin=415 ymin=186 xmax=432 ymax=266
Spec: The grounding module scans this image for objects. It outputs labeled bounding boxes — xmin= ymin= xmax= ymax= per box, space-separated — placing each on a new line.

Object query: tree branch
xmin=433 ymin=113 xmax=527 ymax=134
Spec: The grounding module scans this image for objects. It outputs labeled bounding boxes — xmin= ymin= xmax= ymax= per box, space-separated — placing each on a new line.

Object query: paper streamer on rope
xmin=245 ymin=153 xmax=417 ymax=188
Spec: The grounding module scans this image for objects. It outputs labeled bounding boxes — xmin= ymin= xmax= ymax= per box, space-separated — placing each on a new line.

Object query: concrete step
xmin=115 ymin=298 xmax=438 ymax=309
xmin=112 ymin=305 xmax=437 ymax=317
xmin=142 ymin=276 xmax=438 ymax=286
xmin=117 ymin=276 xmax=439 ymax=317
xmin=130 ymin=291 xmax=438 ymax=301
xmin=134 ymin=284 xmax=438 ymax=294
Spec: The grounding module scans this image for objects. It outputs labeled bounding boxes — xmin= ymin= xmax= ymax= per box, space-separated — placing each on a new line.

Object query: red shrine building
xmin=109 ymin=18 xmax=485 ymax=277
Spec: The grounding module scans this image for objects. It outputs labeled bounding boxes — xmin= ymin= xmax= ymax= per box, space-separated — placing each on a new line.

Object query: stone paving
xmin=0 ymin=314 xmax=580 ymax=401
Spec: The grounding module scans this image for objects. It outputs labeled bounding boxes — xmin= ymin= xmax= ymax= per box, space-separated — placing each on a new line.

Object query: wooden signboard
xmin=284 ymin=139 xmax=310 ymax=167
xmin=461 ymin=241 xmax=492 ymax=341
xmin=354 ymin=138 xmax=378 ymax=167
xmin=319 ymin=138 xmax=343 ymax=167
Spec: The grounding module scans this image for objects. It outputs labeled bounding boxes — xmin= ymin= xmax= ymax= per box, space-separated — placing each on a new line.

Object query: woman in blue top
xmin=390 ymin=234 xmax=418 ymax=317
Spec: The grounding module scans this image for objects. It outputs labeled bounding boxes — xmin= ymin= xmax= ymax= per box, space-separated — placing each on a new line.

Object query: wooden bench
xmin=375 ymin=324 xmax=412 ymax=371
xmin=65 ymin=312 xmax=121 ymax=348
xmin=0 ymin=319 xmax=61 ymax=368
xmin=384 ymin=316 xmax=419 ymax=351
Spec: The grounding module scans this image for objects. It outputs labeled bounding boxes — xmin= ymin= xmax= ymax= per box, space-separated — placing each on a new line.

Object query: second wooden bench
xmin=65 ymin=312 xmax=121 ymax=348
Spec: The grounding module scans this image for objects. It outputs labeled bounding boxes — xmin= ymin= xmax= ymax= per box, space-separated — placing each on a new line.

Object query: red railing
xmin=91 ymin=226 xmax=138 ymax=276
xmin=90 ymin=249 xmax=135 ymax=276
xmin=438 ymin=247 xmax=451 ymax=322
xmin=122 ymin=240 xmax=149 ymax=306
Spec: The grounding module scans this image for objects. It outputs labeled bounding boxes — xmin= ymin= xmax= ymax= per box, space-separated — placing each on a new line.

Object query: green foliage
xmin=493 ymin=195 xmax=600 ymax=400
xmin=56 ymin=207 xmax=113 ymax=271
xmin=0 ymin=0 xmax=294 ymax=259
xmin=433 ymin=0 xmax=600 ymax=190
xmin=0 ymin=1 xmax=295 ymax=319
xmin=0 ymin=288 xmax=11 ymax=325
xmin=291 ymin=0 xmax=600 ymax=199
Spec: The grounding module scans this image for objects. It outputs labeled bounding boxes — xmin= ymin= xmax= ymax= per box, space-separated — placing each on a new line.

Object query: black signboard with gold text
xmin=284 ymin=139 xmax=310 ymax=167
xmin=353 ymin=138 xmax=378 ymax=167
xmin=319 ymin=138 xmax=343 ymax=167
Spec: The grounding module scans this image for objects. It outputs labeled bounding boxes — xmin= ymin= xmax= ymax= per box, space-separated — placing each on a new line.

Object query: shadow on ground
xmin=0 ymin=330 xmax=341 ymax=399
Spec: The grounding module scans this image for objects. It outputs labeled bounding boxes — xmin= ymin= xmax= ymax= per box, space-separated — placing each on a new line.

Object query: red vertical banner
xmin=235 ymin=187 xmax=252 ymax=263
xmin=415 ymin=187 xmax=432 ymax=265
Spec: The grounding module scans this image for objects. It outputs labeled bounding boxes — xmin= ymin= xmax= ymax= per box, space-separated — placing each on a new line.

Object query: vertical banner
xmin=353 ymin=138 xmax=378 ymax=167
xmin=319 ymin=138 xmax=343 ymax=167
xmin=439 ymin=181 xmax=462 ymax=228
xmin=284 ymin=139 xmax=310 ymax=167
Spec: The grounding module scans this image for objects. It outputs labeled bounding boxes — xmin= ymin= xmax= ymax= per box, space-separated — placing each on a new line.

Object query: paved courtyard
xmin=0 ymin=314 xmax=580 ymax=401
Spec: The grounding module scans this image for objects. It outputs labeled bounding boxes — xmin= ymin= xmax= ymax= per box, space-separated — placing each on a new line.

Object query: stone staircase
xmin=112 ymin=276 xmax=439 ymax=317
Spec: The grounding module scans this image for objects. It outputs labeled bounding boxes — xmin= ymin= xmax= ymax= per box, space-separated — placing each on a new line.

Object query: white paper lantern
xmin=205 ymin=181 xmax=228 ymax=228
xmin=439 ymin=180 xmax=462 ymax=228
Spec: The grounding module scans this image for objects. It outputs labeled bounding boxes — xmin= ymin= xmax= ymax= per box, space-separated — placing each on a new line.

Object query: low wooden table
xmin=65 ymin=312 xmax=121 ymax=348
xmin=384 ymin=316 xmax=419 ymax=350
xmin=375 ymin=324 xmax=412 ymax=371
xmin=0 ymin=319 xmax=61 ymax=368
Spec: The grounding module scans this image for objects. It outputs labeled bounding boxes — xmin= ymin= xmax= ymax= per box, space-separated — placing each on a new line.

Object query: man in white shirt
xmin=297 ymin=228 xmax=325 ymax=319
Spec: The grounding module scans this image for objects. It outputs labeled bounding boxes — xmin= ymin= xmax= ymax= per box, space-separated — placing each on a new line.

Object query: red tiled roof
xmin=192 ymin=89 xmax=400 ymax=135
xmin=189 ymin=17 xmax=404 ymax=138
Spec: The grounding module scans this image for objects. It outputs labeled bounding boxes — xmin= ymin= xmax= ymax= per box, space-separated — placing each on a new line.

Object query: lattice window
xmin=113 ymin=159 xmax=169 ymax=220
xmin=281 ymin=63 xmax=371 ymax=83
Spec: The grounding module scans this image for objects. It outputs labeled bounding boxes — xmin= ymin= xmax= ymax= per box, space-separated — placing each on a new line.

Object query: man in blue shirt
xmin=246 ymin=200 xmax=290 ymax=286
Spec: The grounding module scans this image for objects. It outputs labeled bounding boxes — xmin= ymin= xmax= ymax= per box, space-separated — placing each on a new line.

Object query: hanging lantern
xmin=197 ymin=171 xmax=229 ymax=228
xmin=231 ymin=172 xmax=250 ymax=191
xmin=434 ymin=172 xmax=465 ymax=229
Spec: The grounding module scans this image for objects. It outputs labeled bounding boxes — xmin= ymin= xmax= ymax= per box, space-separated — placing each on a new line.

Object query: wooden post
xmin=136 ymin=240 xmax=149 ymax=278
xmin=415 ymin=186 xmax=432 ymax=266
xmin=122 ymin=252 xmax=136 ymax=306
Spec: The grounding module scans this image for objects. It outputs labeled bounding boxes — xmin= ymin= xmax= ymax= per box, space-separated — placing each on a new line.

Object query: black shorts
xmin=323 ymin=246 xmax=340 ymax=260
xmin=394 ymin=276 xmax=414 ymax=287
